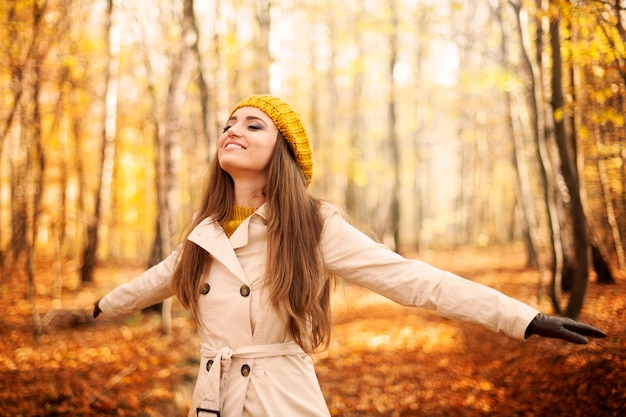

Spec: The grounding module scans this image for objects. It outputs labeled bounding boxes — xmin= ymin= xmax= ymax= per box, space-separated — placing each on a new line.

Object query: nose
xmin=227 ymin=123 xmax=242 ymax=137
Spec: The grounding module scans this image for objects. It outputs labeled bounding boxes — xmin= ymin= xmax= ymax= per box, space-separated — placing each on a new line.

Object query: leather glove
xmin=93 ymin=300 xmax=102 ymax=319
xmin=525 ymin=313 xmax=606 ymax=344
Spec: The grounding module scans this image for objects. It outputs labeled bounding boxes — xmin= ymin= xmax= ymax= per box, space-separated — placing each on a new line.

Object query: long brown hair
xmin=171 ymin=134 xmax=332 ymax=353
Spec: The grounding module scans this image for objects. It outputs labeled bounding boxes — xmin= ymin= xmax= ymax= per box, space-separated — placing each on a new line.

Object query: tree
xmin=150 ymin=0 xmax=202 ymax=335
xmin=495 ymin=1 xmax=545 ymax=285
xmin=508 ymin=0 xmax=566 ymax=310
xmin=548 ymin=4 xmax=589 ymax=318
xmin=386 ymin=0 xmax=400 ymax=251
xmin=81 ymin=0 xmax=120 ymax=284
xmin=254 ymin=0 xmax=271 ymax=93
xmin=188 ymin=0 xmax=212 ymax=152
xmin=343 ymin=3 xmax=365 ymax=215
xmin=15 ymin=0 xmax=60 ymax=341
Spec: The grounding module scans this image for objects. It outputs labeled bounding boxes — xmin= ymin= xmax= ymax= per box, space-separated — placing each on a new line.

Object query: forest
xmin=1 ymin=0 xmax=625 ymax=415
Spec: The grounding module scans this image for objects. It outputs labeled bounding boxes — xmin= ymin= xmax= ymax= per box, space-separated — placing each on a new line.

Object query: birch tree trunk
xmin=25 ymin=59 xmax=45 ymax=341
xmin=346 ymin=7 xmax=365 ymax=215
xmin=410 ymin=12 xmax=427 ymax=252
xmin=0 ymin=3 xmax=23 ymax=270
xmin=254 ymin=0 xmax=271 ymax=93
xmin=311 ymin=0 xmax=338 ymax=200
xmin=3 ymin=1 xmax=36 ymax=274
xmin=187 ymin=0 xmax=213 ymax=151
xmin=387 ymin=0 xmax=400 ymax=252
xmin=81 ymin=0 xmax=119 ymax=283
xmin=22 ymin=0 xmax=53 ymax=340
xmin=496 ymin=3 xmax=544 ymax=283
xmin=147 ymin=0 xmax=197 ymax=335
xmin=511 ymin=0 xmax=564 ymax=311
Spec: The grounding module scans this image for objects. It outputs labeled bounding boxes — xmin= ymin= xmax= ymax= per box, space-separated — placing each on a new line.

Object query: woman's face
xmin=218 ymin=107 xmax=278 ymax=182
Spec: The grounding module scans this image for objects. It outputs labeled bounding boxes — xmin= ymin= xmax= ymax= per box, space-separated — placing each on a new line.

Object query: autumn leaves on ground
xmin=1 ymin=246 xmax=624 ymax=417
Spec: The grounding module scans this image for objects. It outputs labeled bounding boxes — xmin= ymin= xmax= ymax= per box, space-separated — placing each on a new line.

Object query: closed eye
xmin=223 ymin=115 xmax=268 ymax=133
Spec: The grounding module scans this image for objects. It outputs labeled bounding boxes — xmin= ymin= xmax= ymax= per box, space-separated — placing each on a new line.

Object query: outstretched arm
xmin=93 ymin=249 xmax=179 ymax=319
xmin=319 ymin=204 xmax=607 ymax=343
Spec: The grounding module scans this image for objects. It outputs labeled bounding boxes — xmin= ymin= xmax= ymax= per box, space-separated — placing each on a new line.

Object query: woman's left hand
xmin=525 ymin=313 xmax=607 ymax=344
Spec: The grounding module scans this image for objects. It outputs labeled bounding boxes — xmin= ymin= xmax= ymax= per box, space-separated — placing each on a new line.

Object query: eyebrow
xmin=227 ymin=115 xmax=269 ymax=126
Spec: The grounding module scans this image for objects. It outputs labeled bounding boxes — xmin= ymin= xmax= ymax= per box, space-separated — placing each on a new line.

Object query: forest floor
xmin=1 ymin=244 xmax=625 ymax=416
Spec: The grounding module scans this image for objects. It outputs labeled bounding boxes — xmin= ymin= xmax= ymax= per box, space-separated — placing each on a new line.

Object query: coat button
xmin=206 ymin=359 xmax=214 ymax=372
xmin=241 ymin=364 xmax=251 ymax=377
xmin=200 ymin=283 xmax=210 ymax=295
xmin=239 ymin=284 xmax=250 ymax=297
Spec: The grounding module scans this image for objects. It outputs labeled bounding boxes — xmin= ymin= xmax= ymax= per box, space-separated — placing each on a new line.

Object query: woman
xmin=94 ymin=95 xmax=605 ymax=417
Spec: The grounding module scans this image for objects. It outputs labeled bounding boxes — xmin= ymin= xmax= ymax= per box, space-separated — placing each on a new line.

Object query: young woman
xmin=94 ymin=95 xmax=605 ymax=417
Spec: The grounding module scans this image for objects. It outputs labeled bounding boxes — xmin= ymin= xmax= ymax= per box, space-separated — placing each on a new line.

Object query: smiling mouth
xmin=224 ymin=143 xmax=245 ymax=150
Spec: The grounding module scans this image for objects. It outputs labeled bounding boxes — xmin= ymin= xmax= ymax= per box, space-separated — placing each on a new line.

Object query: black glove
xmin=93 ymin=300 xmax=102 ymax=319
xmin=525 ymin=313 xmax=606 ymax=344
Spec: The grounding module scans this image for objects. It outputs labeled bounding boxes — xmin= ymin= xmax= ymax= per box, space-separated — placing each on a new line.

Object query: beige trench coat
xmin=98 ymin=203 xmax=538 ymax=416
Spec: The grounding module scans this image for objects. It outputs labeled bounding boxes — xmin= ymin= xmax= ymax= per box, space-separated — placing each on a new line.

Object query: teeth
xmin=225 ymin=143 xmax=244 ymax=150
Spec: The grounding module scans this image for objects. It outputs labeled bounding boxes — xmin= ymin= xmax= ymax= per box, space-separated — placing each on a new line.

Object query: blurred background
xmin=1 ymin=0 xmax=624 ymax=318
xmin=2 ymin=1 xmax=625 ymax=415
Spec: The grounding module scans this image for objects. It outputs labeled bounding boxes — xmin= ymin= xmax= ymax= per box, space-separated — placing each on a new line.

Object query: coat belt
xmin=196 ymin=341 xmax=304 ymax=415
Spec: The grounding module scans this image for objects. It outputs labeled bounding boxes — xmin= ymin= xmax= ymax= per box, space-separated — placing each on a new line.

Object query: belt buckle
xmin=196 ymin=408 xmax=220 ymax=417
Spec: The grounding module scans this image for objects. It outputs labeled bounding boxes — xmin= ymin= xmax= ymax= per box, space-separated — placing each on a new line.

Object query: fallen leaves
xmin=0 ymin=245 xmax=625 ymax=416
xmin=314 ymin=246 xmax=626 ymax=417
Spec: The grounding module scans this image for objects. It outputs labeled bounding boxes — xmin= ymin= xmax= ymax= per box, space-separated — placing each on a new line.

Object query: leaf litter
xmin=0 ymin=246 xmax=624 ymax=416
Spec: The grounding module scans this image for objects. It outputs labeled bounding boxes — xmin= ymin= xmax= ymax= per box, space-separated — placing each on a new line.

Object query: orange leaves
xmin=1 ymin=248 xmax=626 ymax=415
xmin=0 ymin=264 xmax=196 ymax=416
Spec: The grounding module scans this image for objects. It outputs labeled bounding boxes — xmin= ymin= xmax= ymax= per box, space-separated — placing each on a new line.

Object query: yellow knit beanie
xmin=230 ymin=95 xmax=313 ymax=186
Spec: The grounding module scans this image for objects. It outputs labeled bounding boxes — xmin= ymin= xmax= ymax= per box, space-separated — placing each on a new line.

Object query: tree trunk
xmin=345 ymin=8 xmax=365 ymax=215
xmin=69 ymin=95 xmax=83 ymax=260
xmin=592 ymin=243 xmax=615 ymax=284
xmin=26 ymin=110 xmax=44 ymax=342
xmin=254 ymin=0 xmax=271 ymax=93
xmin=3 ymin=0 xmax=35 ymax=275
xmin=569 ymin=26 xmax=618 ymax=284
xmin=594 ymin=127 xmax=626 ymax=273
xmin=146 ymin=0 xmax=196 ymax=335
xmin=0 ymin=1 xmax=23 ymax=180
xmin=496 ymin=3 xmax=544 ymax=285
xmin=312 ymin=0 xmax=339 ymax=200
xmin=81 ymin=0 xmax=119 ymax=283
xmin=0 ymin=3 xmax=22 ymax=271
xmin=8 ymin=142 xmax=28 ymax=276
xmin=51 ymin=67 xmax=70 ymax=305
xmin=511 ymin=0 xmax=564 ymax=311
xmin=585 ymin=89 xmax=620 ymax=284
xmin=24 ymin=31 xmax=47 ymax=341
xmin=549 ymin=13 xmax=589 ymax=319
xmin=187 ymin=0 xmax=213 ymax=152
xmin=410 ymin=14 xmax=427 ymax=252
xmin=387 ymin=0 xmax=400 ymax=252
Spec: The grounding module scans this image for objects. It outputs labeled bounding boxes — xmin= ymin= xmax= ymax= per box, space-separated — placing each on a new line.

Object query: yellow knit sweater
xmin=221 ymin=206 xmax=258 ymax=237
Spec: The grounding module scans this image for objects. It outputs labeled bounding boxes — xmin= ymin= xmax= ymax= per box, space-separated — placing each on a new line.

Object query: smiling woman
xmin=93 ymin=95 xmax=605 ymax=417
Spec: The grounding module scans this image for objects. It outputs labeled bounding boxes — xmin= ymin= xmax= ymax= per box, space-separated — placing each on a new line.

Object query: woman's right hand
xmin=93 ymin=300 xmax=102 ymax=318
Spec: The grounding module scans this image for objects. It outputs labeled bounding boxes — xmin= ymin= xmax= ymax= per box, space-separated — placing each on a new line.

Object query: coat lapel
xmin=187 ymin=218 xmax=249 ymax=283
xmin=228 ymin=204 xmax=267 ymax=250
